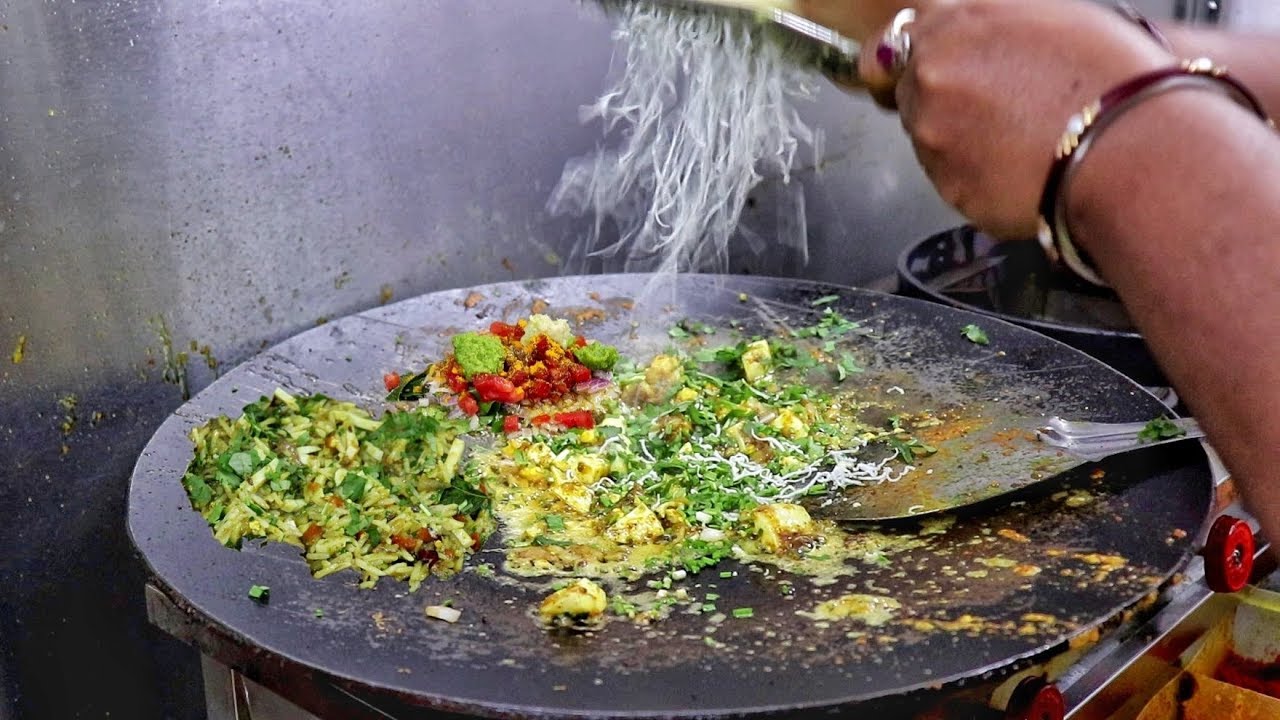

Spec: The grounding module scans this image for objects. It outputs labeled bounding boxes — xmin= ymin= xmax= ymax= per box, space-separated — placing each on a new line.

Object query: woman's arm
xmin=1066 ymin=90 xmax=1280 ymax=545
xmin=844 ymin=0 xmax=1280 ymax=544
xmin=1162 ymin=27 xmax=1280 ymax=118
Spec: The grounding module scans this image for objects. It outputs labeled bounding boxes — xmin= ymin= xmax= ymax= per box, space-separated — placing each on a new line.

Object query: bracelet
xmin=1037 ymin=58 xmax=1274 ymax=286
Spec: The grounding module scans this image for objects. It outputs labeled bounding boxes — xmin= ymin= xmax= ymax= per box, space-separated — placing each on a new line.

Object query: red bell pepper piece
xmin=553 ymin=410 xmax=595 ymax=429
xmin=490 ymin=321 xmax=524 ymax=341
xmin=502 ymin=415 xmax=521 ymax=433
xmin=472 ymin=373 xmax=525 ymax=404
xmin=457 ymin=394 xmax=480 ymax=416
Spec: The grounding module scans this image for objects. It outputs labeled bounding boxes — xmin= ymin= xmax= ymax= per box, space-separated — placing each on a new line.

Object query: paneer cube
xmin=571 ymin=455 xmax=610 ymax=486
xmin=606 ymin=502 xmax=664 ymax=545
xmin=539 ymin=578 xmax=607 ymax=624
xmin=753 ymin=503 xmax=818 ymax=553
xmin=769 ymin=408 xmax=809 ymax=439
xmin=624 ymin=354 xmax=685 ymax=404
xmin=551 ymin=482 xmax=594 ymax=515
xmin=741 ymin=340 xmax=772 ymax=384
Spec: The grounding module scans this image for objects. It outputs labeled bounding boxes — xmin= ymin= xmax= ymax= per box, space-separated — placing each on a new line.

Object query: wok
xmin=128 ymin=273 xmax=1212 ymax=718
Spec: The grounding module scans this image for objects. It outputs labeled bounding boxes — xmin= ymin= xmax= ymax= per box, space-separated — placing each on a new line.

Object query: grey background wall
xmin=0 ymin=0 xmax=1218 ymax=717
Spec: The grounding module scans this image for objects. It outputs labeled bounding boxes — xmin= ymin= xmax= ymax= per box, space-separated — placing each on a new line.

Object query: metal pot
xmin=897 ymin=225 xmax=1167 ymax=388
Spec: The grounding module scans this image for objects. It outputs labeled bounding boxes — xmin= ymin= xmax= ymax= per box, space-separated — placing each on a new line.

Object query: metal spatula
xmin=598 ymin=0 xmax=862 ymax=83
xmin=813 ymin=415 xmax=1204 ymax=523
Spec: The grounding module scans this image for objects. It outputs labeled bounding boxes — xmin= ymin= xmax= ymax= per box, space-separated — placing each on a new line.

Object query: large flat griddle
xmin=128 ymin=274 xmax=1213 ymax=718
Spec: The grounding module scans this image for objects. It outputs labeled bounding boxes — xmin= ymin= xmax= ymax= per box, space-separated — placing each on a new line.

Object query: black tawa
xmin=129 ymin=274 xmax=1211 ymax=718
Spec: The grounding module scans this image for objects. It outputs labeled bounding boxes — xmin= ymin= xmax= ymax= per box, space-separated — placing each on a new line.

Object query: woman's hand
xmin=854 ymin=0 xmax=1174 ymax=238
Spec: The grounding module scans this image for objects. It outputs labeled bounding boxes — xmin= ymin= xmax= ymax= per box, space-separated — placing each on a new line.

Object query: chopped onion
xmin=699 ymin=528 xmax=726 ymax=542
xmin=425 ymin=605 xmax=461 ymax=623
xmin=574 ymin=376 xmax=613 ymax=394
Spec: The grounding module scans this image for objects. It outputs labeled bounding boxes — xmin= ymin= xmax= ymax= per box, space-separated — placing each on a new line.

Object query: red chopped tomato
xmin=569 ymin=363 xmax=591 ymax=384
xmin=553 ymin=410 xmax=595 ymax=429
xmin=575 ymin=335 xmax=587 ymax=347
xmin=446 ymin=373 xmax=468 ymax=394
xmin=383 ymin=372 xmax=401 ymax=391
xmin=508 ymin=369 xmax=529 ymax=387
xmin=415 ymin=528 xmax=436 ymax=543
xmin=533 ymin=335 xmax=550 ymax=358
xmin=472 ymin=373 xmax=525 ymax=404
xmin=502 ymin=415 xmax=520 ymax=433
xmin=457 ymin=393 xmax=480 ymax=416
xmin=490 ymin=321 xmax=524 ymax=341
xmin=526 ymin=379 xmax=553 ymax=400
xmin=301 ymin=524 xmax=324 ymax=545
xmin=530 ymin=414 xmax=551 ymax=426
xmin=328 ymin=496 xmax=345 ymax=508
xmin=390 ymin=533 xmax=422 ymax=552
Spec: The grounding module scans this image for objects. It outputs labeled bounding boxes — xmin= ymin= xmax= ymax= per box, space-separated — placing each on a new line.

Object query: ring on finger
xmin=874 ymin=8 xmax=917 ymax=78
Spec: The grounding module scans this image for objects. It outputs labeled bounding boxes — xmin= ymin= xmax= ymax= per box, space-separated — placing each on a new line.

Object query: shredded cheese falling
xmin=551 ymin=3 xmax=823 ymax=274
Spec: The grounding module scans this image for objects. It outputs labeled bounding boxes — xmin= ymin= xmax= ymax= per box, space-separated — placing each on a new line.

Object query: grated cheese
xmin=551 ymin=3 xmax=822 ymax=275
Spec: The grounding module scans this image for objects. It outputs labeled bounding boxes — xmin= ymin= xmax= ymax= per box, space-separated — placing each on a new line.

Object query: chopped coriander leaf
xmin=227 ymin=451 xmax=255 ymax=478
xmin=247 ymin=585 xmax=270 ymax=603
xmin=313 ymin=608 xmax=324 ymax=618
xmin=544 ymin=514 xmax=566 ymax=531
xmin=732 ymin=607 xmax=755 ymax=619
xmin=667 ymin=326 xmax=691 ymax=339
xmin=961 ymin=324 xmax=990 ymax=346
xmin=678 ymin=319 xmax=716 ymax=336
xmin=701 ymin=603 xmax=717 ymax=612
xmin=704 ymin=593 xmax=720 ymax=601
xmin=810 ymin=294 xmax=839 ymax=306
xmin=1138 ymin=417 xmax=1187 ymax=442
xmin=337 ymin=472 xmax=368 ymax=503
xmin=838 ymin=352 xmax=862 ymax=377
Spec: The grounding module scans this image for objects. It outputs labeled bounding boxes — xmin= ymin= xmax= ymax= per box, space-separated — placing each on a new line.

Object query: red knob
xmin=1203 ymin=514 xmax=1255 ymax=593
xmin=1004 ymin=676 xmax=1065 ymax=720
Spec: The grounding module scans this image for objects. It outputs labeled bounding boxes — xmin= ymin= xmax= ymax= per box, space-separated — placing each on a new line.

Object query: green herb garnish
xmin=961 ymin=324 xmax=990 ymax=346
xmin=1138 ymin=417 xmax=1186 ymax=442
xmin=248 ymin=585 xmax=270 ymax=603
xmin=732 ymin=607 xmax=755 ymax=619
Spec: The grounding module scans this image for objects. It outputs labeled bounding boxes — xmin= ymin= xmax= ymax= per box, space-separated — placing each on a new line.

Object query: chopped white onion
xmin=425 ymin=605 xmax=461 ymax=623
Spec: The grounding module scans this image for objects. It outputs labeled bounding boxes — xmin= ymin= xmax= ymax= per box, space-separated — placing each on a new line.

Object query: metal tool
xmin=827 ymin=415 xmax=1206 ymax=522
xmin=606 ymin=0 xmax=862 ymax=83
xmin=1037 ymin=416 xmax=1203 ymax=462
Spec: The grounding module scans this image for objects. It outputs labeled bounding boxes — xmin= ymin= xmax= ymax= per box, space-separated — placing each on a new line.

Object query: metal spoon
xmin=814 ymin=415 xmax=1205 ymax=523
